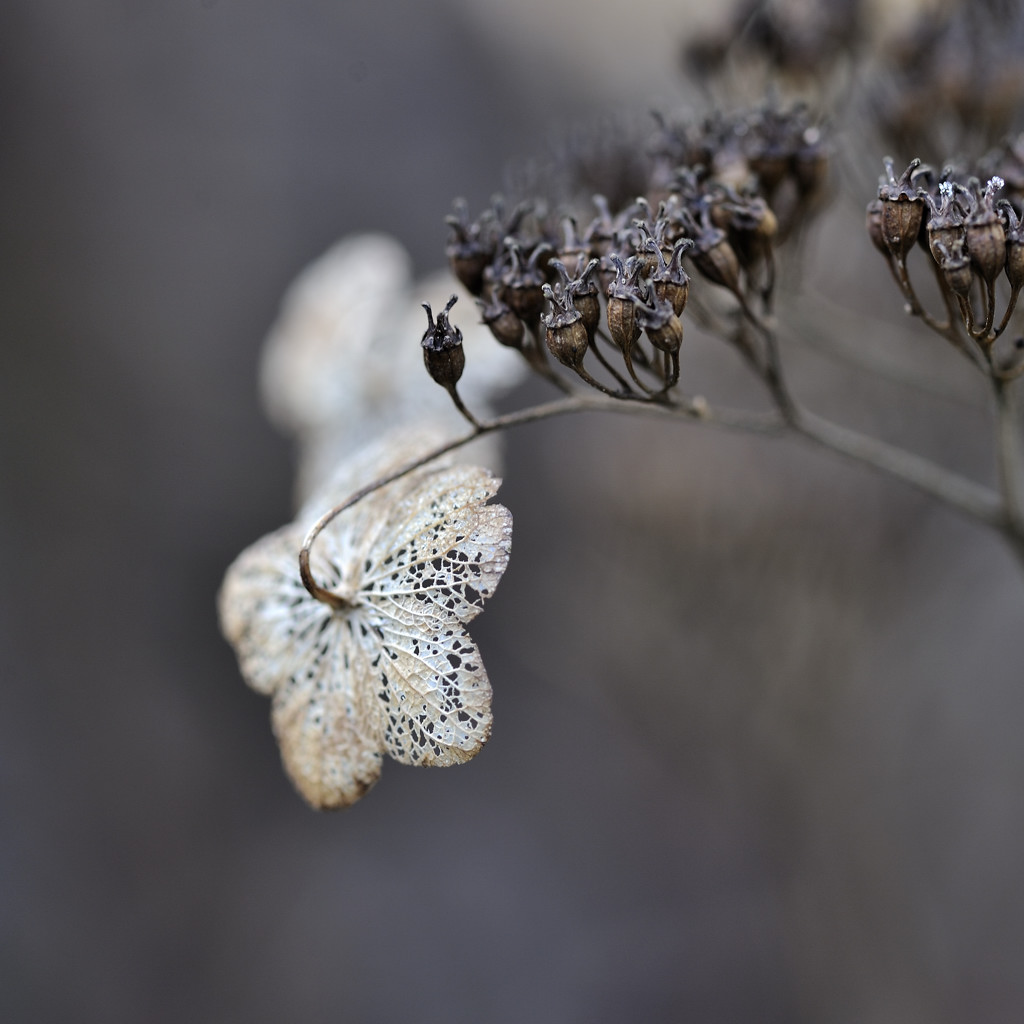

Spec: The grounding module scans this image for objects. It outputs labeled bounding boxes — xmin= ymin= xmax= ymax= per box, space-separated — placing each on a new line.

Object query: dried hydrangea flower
xmin=218 ymin=437 xmax=513 ymax=810
xmin=259 ymin=233 xmax=413 ymax=435
xmin=258 ymin=234 xmax=527 ymax=503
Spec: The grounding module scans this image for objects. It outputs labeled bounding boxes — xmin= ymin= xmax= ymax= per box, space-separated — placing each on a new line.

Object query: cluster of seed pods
xmin=441 ymin=105 xmax=829 ymax=400
xmin=868 ymin=153 xmax=1024 ymax=347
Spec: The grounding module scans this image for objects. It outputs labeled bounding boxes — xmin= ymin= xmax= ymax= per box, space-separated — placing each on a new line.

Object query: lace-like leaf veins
xmin=218 ymin=456 xmax=512 ymax=810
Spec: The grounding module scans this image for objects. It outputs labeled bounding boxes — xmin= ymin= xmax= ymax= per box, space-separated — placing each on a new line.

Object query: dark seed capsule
xmin=1006 ymin=235 xmax=1024 ymax=290
xmin=878 ymin=158 xmax=926 ymax=261
xmin=866 ymin=199 xmax=888 ymax=256
xmin=924 ymin=183 xmax=965 ymax=266
xmin=934 ymin=240 xmax=973 ymax=297
xmin=605 ymin=253 xmax=644 ymax=352
xmin=478 ymin=292 xmax=525 ymax=350
xmin=541 ymin=283 xmax=589 ymax=369
xmin=966 ymin=177 xmax=1007 ymax=285
xmin=421 ymin=295 xmax=465 ymax=388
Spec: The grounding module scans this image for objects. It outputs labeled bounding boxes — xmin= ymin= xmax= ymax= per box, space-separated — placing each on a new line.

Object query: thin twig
xmin=994 ymin=378 xmax=1024 ymax=540
xmin=299 ymin=393 xmax=783 ymax=604
xmin=445 ymin=384 xmax=482 ymax=428
xmin=299 ymin=363 xmax=1017 ymax=605
xmin=735 ymin=301 xmax=1005 ymax=526
xmin=792 ymin=410 xmax=1004 ymax=528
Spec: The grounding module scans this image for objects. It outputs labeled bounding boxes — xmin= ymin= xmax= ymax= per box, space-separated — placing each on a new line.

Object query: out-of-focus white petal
xmin=259 ymin=234 xmax=413 ymax=433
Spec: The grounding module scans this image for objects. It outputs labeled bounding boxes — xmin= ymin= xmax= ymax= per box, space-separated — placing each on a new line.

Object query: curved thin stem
xmin=993 ymin=282 xmax=1022 ymax=339
xmin=298 ymin=393 xmax=783 ymax=605
xmin=572 ymin=362 xmax=627 ymax=399
xmin=895 ymin=256 xmax=951 ymax=336
xmin=587 ymin=329 xmax=635 ymax=393
xmin=298 ymin=359 xmax=1017 ymax=606
xmin=980 ymin=278 xmax=997 ymax=340
xmin=445 ymin=383 xmax=482 ymax=428
xmin=750 ymin=307 xmax=1008 ymax=530
xmin=740 ymin=304 xmax=797 ymax=422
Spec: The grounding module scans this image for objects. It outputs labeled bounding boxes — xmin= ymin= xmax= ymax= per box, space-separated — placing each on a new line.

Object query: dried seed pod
xmin=477 ymin=290 xmax=524 ymax=350
xmin=557 ymin=216 xmax=591 ymax=270
xmin=933 ymin=239 xmax=974 ymax=297
xmin=1001 ymin=202 xmax=1024 ymax=290
xmin=647 ymin=237 xmax=692 ymax=316
xmin=1007 ymin=234 xmax=1024 ymax=291
xmin=421 ymin=295 xmax=465 ymax=388
xmin=966 ymin=177 xmax=1007 ymax=285
xmin=626 ymin=213 xmax=664 ymax=277
xmin=635 ymin=293 xmax=683 ymax=354
xmin=605 ymin=253 xmax=643 ymax=352
xmin=572 ymin=287 xmax=602 ymax=340
xmin=551 ymin=257 xmax=602 ymax=340
xmin=924 ymin=181 xmax=966 ymax=266
xmin=445 ymin=199 xmax=495 ymax=297
xmin=501 ymin=240 xmax=550 ymax=327
xmin=721 ymin=193 xmax=778 ymax=271
xmin=541 ymin=284 xmax=589 ymax=369
xmin=687 ymin=209 xmax=742 ymax=294
xmin=878 ymin=157 xmax=927 ymax=261
xmin=866 ymin=199 xmax=888 ymax=256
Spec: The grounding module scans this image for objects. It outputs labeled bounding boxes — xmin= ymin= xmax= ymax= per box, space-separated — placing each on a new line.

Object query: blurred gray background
xmin=2 ymin=2 xmax=1024 ymax=1022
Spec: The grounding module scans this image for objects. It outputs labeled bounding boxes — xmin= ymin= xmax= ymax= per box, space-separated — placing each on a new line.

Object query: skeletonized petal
xmin=218 ymin=524 xmax=341 ymax=698
xmin=361 ymin=465 xmax=512 ymax=624
xmin=218 ymin=446 xmax=512 ymax=810
xmin=270 ymin=611 xmax=384 ymax=809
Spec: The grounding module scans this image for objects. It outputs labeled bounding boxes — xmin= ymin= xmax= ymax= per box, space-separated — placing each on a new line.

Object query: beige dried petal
xmin=218 ymin=442 xmax=512 ymax=810
xmin=259 ymin=234 xmax=413 ymax=434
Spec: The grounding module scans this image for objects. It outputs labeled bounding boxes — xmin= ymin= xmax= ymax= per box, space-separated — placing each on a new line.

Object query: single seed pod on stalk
xmin=933 ymin=239 xmax=974 ymax=298
xmin=635 ymin=289 xmax=683 ymax=390
xmin=477 ymin=288 xmax=525 ymax=350
xmin=686 ymin=208 xmax=742 ymax=296
xmin=988 ymin=200 xmax=1024 ymax=338
xmin=605 ymin=253 xmax=643 ymax=351
xmin=630 ymin=217 xmax=663 ymax=277
xmin=445 ymin=199 xmax=495 ymax=297
xmin=966 ymin=177 xmax=1007 ymax=286
xmin=550 ymin=257 xmax=601 ymax=340
xmin=501 ymin=240 xmax=551 ymax=329
xmin=605 ymin=253 xmax=648 ymax=390
xmin=1001 ymin=202 xmax=1024 ymax=291
xmin=539 ymin=282 xmax=624 ymax=397
xmin=541 ymin=284 xmax=589 ymax=370
xmin=924 ymin=182 xmax=966 ymax=266
xmin=635 ymin=293 xmax=683 ymax=355
xmin=723 ymin=195 xmax=778 ymax=271
xmin=866 ymin=199 xmax=889 ymax=256
xmin=421 ymin=295 xmax=466 ymax=389
xmin=879 ymin=157 xmax=927 ymax=261
xmin=646 ymin=238 xmax=692 ymax=316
